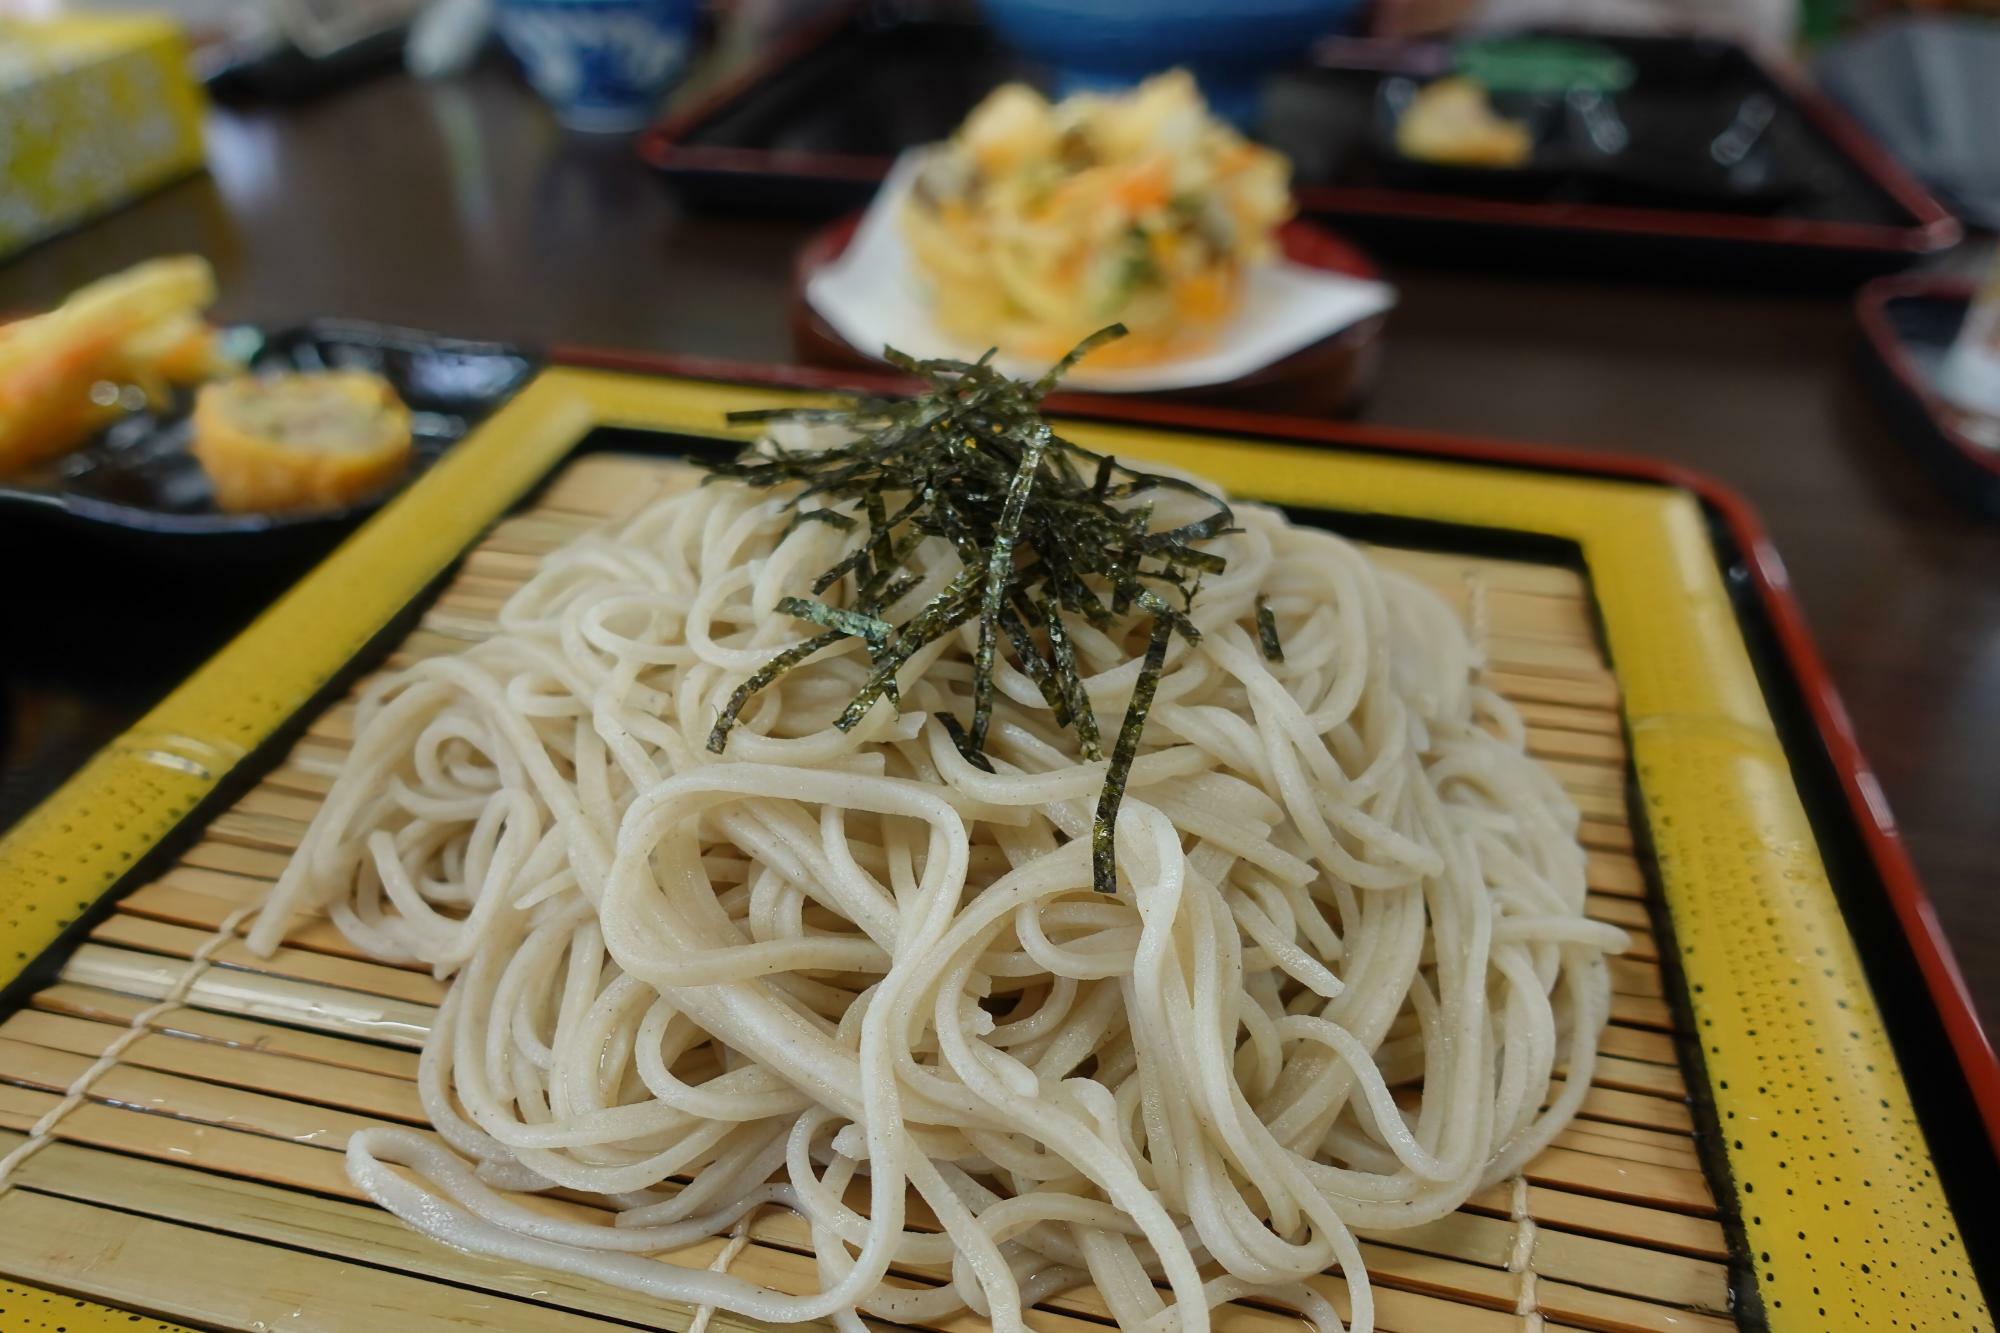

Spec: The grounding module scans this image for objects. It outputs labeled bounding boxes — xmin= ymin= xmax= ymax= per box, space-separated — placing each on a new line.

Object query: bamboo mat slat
xmin=0 ymin=454 xmax=1740 ymax=1333
xmin=0 ymin=1010 xmax=428 ymax=1122
xmin=26 ymin=982 xmax=423 ymax=1078
xmin=1 ymin=1134 xmax=776 ymax=1333
xmin=1597 ymin=1026 xmax=1678 ymax=1066
xmin=59 ymin=941 xmax=433 ymax=1046
xmin=0 ymin=1188 xmax=648 ymax=1333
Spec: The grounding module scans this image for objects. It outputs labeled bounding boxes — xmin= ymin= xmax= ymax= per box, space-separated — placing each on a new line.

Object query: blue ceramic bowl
xmin=496 ymin=0 xmax=699 ymax=133
xmin=981 ymin=0 xmax=1361 ymax=124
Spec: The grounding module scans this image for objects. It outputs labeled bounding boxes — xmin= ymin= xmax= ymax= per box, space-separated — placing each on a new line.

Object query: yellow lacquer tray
xmin=0 ymin=358 xmax=1992 ymax=1333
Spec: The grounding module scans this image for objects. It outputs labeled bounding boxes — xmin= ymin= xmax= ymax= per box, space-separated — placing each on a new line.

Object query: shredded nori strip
xmin=1255 ymin=594 xmax=1284 ymax=662
xmin=701 ymin=326 xmax=1233 ymax=892
xmin=1040 ymin=597 xmax=1098 ymax=759
xmin=1031 ymin=323 xmax=1127 ymax=398
xmin=970 ymin=424 xmax=1048 ymax=752
xmin=776 ymin=596 xmax=891 ymax=647
xmin=705 ymin=628 xmax=844 ymax=753
xmin=939 ymin=712 xmax=997 ymax=773
xmin=834 ymin=577 xmax=982 ymax=731
xmin=785 ymin=507 xmax=856 ymax=534
xmin=1092 ymin=614 xmax=1174 ymax=893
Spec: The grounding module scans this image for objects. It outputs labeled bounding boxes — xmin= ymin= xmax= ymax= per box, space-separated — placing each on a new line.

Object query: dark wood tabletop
xmin=2 ymin=62 xmax=1995 ymax=1031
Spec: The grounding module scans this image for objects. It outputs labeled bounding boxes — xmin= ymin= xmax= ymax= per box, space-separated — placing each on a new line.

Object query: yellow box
xmin=0 ymin=15 xmax=206 ymax=259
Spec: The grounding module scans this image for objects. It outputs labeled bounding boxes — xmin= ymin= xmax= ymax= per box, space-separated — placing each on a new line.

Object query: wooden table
xmin=3 ymin=62 xmax=1996 ymax=1033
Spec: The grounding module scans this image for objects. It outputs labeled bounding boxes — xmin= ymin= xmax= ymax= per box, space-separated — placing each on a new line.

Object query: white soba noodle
xmin=249 ymin=441 xmax=1626 ymax=1333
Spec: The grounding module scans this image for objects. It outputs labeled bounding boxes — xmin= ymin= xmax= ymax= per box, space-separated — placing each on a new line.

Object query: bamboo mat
xmin=0 ymin=455 xmax=1740 ymax=1333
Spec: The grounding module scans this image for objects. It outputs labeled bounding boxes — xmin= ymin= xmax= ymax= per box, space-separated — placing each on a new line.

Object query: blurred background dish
xmin=0 ymin=257 xmax=239 ymax=476
xmin=200 ymin=0 xmax=426 ymax=99
xmin=1370 ymin=35 xmax=1805 ymax=212
xmin=979 ymin=0 xmax=1361 ymax=124
xmin=639 ymin=14 xmax=1957 ymax=284
xmin=0 ymin=319 xmax=535 ymax=550
xmin=1370 ymin=0 xmax=1799 ymax=52
xmin=897 ymin=73 xmax=1297 ymax=368
xmin=1856 ymin=273 xmax=2000 ymax=521
xmin=808 ymin=165 xmax=1396 ymax=395
xmin=796 ymin=72 xmax=1396 ymax=396
xmin=34 ymin=0 xmax=428 ymax=101
xmin=793 ymin=208 xmax=1391 ymax=415
xmin=190 ymin=369 xmax=415 ymax=513
xmin=1940 ymin=262 xmax=2000 ymax=424
xmin=1814 ymin=15 xmax=2000 ymax=230
xmin=1390 ymin=75 xmax=1537 ymax=169
xmin=493 ymin=0 xmax=701 ymax=131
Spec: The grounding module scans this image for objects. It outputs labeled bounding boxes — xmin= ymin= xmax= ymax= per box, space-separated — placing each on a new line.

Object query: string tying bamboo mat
xmin=0 ymin=455 xmax=1741 ymax=1333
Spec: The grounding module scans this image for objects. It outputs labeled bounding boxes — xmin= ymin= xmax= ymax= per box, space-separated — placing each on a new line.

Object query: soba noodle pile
xmin=249 ymin=441 xmax=1625 ymax=1333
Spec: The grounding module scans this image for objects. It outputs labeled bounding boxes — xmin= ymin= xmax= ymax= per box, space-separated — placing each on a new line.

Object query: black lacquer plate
xmin=0 ymin=320 xmax=538 ymax=551
xmin=0 ymin=322 xmax=536 ymax=835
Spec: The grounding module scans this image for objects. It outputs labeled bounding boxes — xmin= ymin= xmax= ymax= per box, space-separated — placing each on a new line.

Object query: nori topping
xmin=1092 ymin=613 xmax=1174 ymax=893
xmin=705 ymin=628 xmax=845 ymax=753
xmin=1255 ymin=594 xmax=1285 ymax=663
xmin=776 ymin=596 xmax=891 ymax=647
xmin=703 ymin=327 xmax=1233 ymax=893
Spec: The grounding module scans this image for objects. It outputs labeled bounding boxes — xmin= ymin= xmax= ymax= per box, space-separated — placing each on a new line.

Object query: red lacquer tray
xmin=640 ymin=12 xmax=1959 ymax=286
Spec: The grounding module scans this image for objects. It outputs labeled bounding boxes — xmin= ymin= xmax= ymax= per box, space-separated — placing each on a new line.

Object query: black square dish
xmin=0 ymin=321 xmax=537 ymax=552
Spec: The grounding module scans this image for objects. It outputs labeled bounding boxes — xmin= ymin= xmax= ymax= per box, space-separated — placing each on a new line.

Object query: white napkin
xmin=805 ymin=153 xmax=1398 ymax=393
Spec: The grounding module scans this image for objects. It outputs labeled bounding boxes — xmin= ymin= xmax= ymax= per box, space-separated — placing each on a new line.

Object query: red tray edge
xmin=1856 ymin=273 xmax=2000 ymax=480
xmin=637 ymin=18 xmax=1961 ymax=257
xmin=547 ymin=341 xmax=2000 ymax=1162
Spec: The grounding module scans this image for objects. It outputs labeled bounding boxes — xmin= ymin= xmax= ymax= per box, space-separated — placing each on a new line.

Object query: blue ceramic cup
xmin=496 ymin=0 xmax=700 ymax=133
